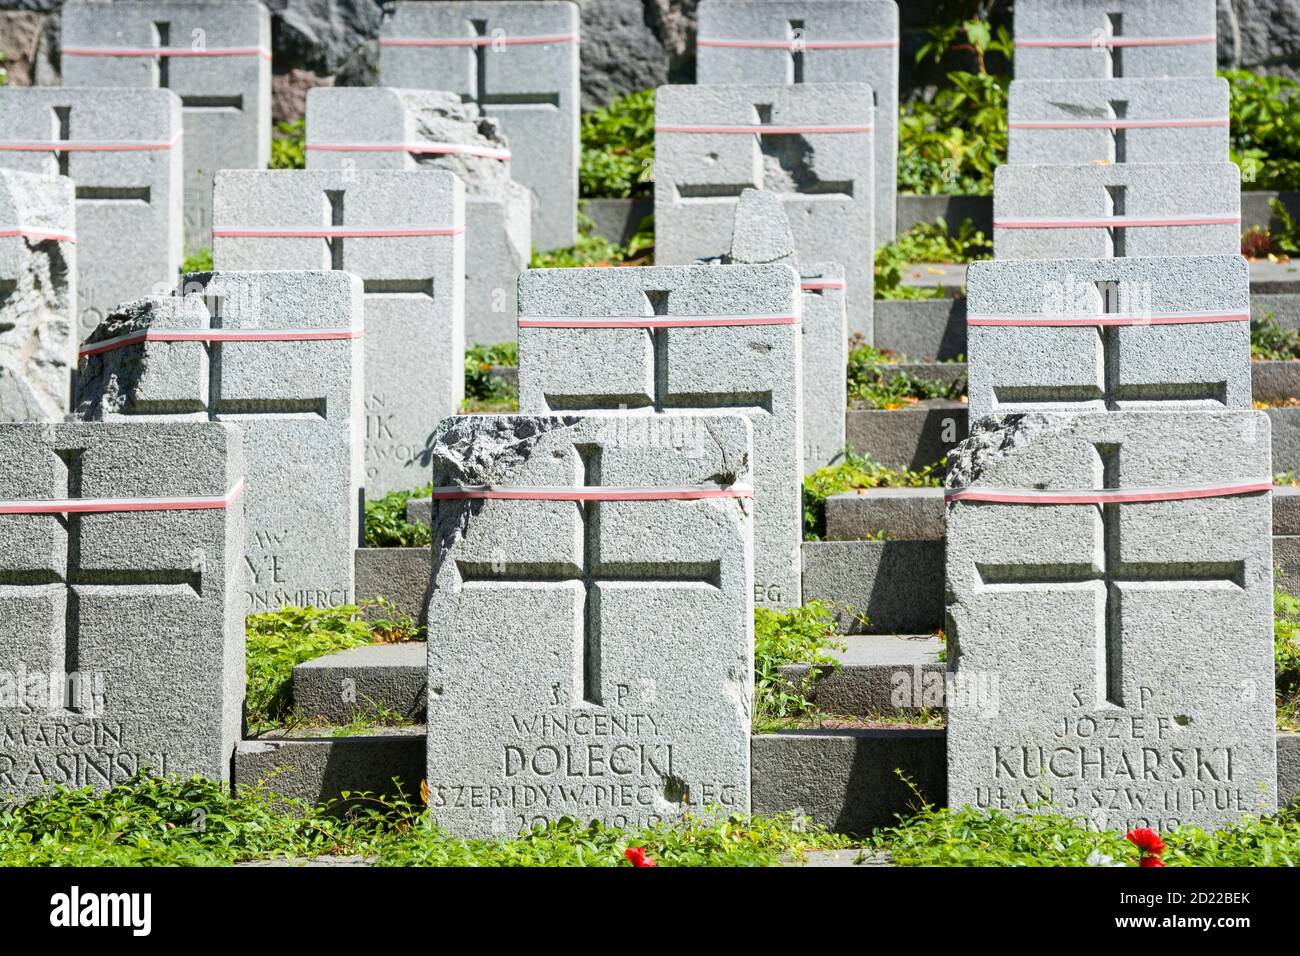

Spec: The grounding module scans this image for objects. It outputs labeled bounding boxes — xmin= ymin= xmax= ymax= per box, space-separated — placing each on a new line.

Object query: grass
xmin=847 ymin=338 xmax=967 ymax=409
xmin=363 ymin=484 xmax=433 ymax=548
xmin=875 ymin=218 xmax=992 ymax=300
xmin=0 ymin=772 xmax=849 ymax=867
xmin=803 ymin=453 xmax=944 ymax=540
xmin=245 ymin=603 xmax=421 ymax=734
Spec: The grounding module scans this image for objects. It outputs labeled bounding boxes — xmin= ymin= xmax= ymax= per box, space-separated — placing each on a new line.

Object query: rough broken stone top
xmin=945 ymin=411 xmax=1271 ymax=501
xmin=966 ymin=254 xmax=1249 ymax=324
xmin=0 ymin=170 xmax=75 ymax=243
xmin=726 ymin=189 xmax=797 ymax=266
xmin=75 ymin=270 xmax=364 ymax=418
xmin=518 ymin=263 xmax=801 ymax=328
xmin=306 ymin=87 xmax=514 ymax=193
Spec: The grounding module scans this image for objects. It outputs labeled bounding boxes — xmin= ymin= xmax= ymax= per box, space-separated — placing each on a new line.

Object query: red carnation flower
xmin=624 ymin=847 xmax=657 ymax=868
xmin=1138 ymin=855 xmax=1166 ymax=868
xmin=1126 ymin=828 xmax=1166 ymax=856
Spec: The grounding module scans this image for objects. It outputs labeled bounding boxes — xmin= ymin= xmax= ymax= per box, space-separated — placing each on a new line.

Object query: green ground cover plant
xmin=269 ymin=117 xmax=306 ymax=170
xmin=1277 ymin=592 xmax=1300 ymax=732
xmin=0 ymin=772 xmax=847 ymax=867
xmin=180 ymin=247 xmax=213 ymax=273
xmin=363 ymin=484 xmax=433 ymax=548
xmin=847 ymin=339 xmax=968 ymax=407
xmin=463 ymin=341 xmax=519 ymax=413
xmin=875 ymin=218 xmax=992 ymax=299
xmin=898 ymin=19 xmax=1010 ymax=197
xmin=753 ymin=601 xmax=847 ymax=731
xmin=245 ymin=603 xmax=421 ymax=733
xmin=579 ymin=89 xmax=655 ymax=199
xmin=532 ymin=212 xmax=653 ymax=268
xmin=803 ymin=453 xmax=944 ymax=539
xmin=1251 ymin=311 xmax=1300 ymax=360
xmin=1223 ymin=69 xmax=1300 ymax=192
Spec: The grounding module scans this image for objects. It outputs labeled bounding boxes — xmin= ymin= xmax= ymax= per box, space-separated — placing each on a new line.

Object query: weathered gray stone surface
xmin=306 ymin=86 xmax=530 ymax=346
xmin=0 ymin=87 xmax=182 ymax=340
xmin=425 ymin=414 xmax=754 ymax=837
xmin=1014 ymin=0 xmax=1219 ymax=80
xmin=715 ymin=189 xmax=846 ymax=474
xmin=801 ymin=538 xmax=944 ymax=635
xmin=696 ymin=0 xmax=898 ymax=242
xmin=76 ymin=271 xmax=364 ymax=616
xmin=518 ymin=263 xmax=804 ymax=608
xmin=752 ymin=729 xmax=947 ymax=834
xmin=212 ymin=168 xmax=465 ymax=496
xmin=825 ymin=487 xmax=945 ymax=541
xmin=293 ymin=642 xmax=426 ymax=723
xmin=873 ymin=298 xmax=967 ymax=361
xmin=0 ymin=420 xmax=244 ymax=796
xmin=1007 ymin=77 xmax=1229 ymax=165
xmin=965 ymin=255 xmax=1251 ymax=421
xmin=993 ymin=162 xmax=1241 ymax=260
xmin=0 ymin=169 xmax=75 ymax=423
xmin=355 ymin=546 xmax=430 ymax=625
xmin=655 ymin=83 xmax=875 ymax=338
xmin=946 ymin=411 xmax=1277 ymax=831
xmin=845 ymin=402 xmax=966 ymax=471
xmin=60 ymin=0 xmax=271 ymax=253
xmin=235 ymin=729 xmax=425 ymax=808
xmin=379 ymin=0 xmax=578 ymax=251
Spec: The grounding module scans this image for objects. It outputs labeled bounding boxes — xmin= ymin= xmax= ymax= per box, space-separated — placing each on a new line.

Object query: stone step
xmin=233 ymin=728 xmax=1300 ymax=833
xmin=292 ymin=641 xmax=426 ymax=723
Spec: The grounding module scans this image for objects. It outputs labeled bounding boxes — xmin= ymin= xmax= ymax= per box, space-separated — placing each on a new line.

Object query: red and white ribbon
xmin=379 ymin=34 xmax=578 ymax=47
xmin=62 ymin=45 xmax=271 ymax=59
xmin=212 ymin=225 xmax=465 ymax=239
xmin=967 ymin=310 xmax=1249 ymax=328
xmin=0 ymin=225 xmax=75 ymax=243
xmin=657 ymin=123 xmax=872 ymax=135
xmin=697 ymin=38 xmax=898 ymax=50
xmin=306 ymin=142 xmax=510 ymax=161
xmin=79 ymin=327 xmax=363 ymax=359
xmin=995 ymin=214 xmax=1238 ymax=229
xmin=0 ymin=478 xmax=246 ymax=515
xmin=1015 ymin=35 xmax=1216 ymax=49
xmin=801 ymin=279 xmax=845 ymax=292
xmin=518 ymin=313 xmax=800 ymax=329
xmin=0 ymin=131 xmax=183 ymax=152
xmin=1008 ymin=118 xmax=1227 ymax=130
xmin=945 ymin=479 xmax=1272 ymax=505
xmin=430 ymin=485 xmax=753 ymax=502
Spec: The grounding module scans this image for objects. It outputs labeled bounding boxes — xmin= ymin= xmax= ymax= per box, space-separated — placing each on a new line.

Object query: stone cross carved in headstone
xmin=993 ymin=162 xmax=1240 ymax=260
xmin=0 ymin=170 xmax=76 ymax=423
xmin=1007 ymin=77 xmax=1230 ymax=167
xmin=76 ymin=271 xmax=365 ymax=614
xmin=0 ymin=421 xmax=245 ymax=796
xmin=1013 ymin=0 xmax=1218 ymax=81
xmin=945 ymin=412 xmax=1277 ymax=832
xmin=425 ymin=414 xmax=753 ymax=838
xmin=305 ymin=86 xmax=531 ymax=346
xmin=695 ymin=0 xmax=899 ymax=243
xmin=212 ymin=169 xmax=466 ymax=496
xmin=965 ymin=255 xmax=1251 ymax=422
xmin=655 ymin=83 xmax=875 ymax=339
xmin=379 ymin=0 xmax=579 ymax=251
xmin=60 ymin=0 xmax=272 ymax=254
xmin=518 ymin=263 xmax=803 ymax=609
xmin=0 ymin=88 xmax=183 ymax=340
